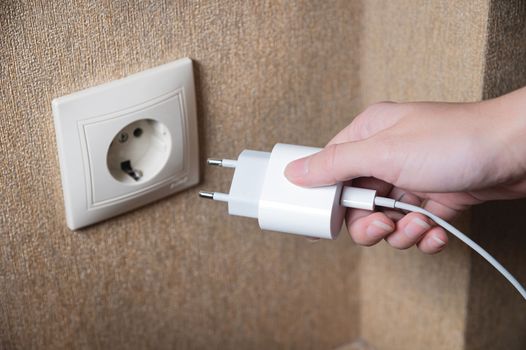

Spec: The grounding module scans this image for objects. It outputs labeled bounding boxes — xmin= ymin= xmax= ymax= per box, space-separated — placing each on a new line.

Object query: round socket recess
xmin=107 ymin=119 xmax=171 ymax=184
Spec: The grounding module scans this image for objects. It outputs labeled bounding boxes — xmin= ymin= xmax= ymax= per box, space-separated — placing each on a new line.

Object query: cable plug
xmin=200 ymin=143 xmax=373 ymax=239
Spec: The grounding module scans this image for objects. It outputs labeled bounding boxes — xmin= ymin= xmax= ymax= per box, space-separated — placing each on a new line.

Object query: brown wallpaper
xmin=3 ymin=1 xmax=525 ymax=350
xmin=1 ymin=1 xmax=363 ymax=349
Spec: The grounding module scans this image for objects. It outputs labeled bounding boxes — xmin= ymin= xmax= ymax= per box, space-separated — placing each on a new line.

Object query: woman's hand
xmin=285 ymin=87 xmax=526 ymax=253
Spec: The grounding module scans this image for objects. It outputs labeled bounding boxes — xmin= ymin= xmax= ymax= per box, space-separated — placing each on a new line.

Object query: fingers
xmin=346 ymin=211 xmax=395 ymax=246
xmin=382 ymin=187 xmax=421 ymax=221
xmin=285 ymin=140 xmax=384 ymax=187
xmin=385 ymin=212 xmax=433 ymax=249
xmin=285 ymin=102 xmax=410 ymax=187
xmin=285 ymin=102 xmax=409 ymax=187
xmin=346 ymin=187 xmax=451 ymax=254
xmin=348 ymin=211 xmax=449 ymax=254
xmin=339 ymin=182 xmax=453 ymax=254
xmin=285 ymin=102 xmax=406 ymax=187
xmin=417 ymin=227 xmax=448 ymax=254
xmin=371 ymin=187 xmax=451 ymax=254
xmin=346 ymin=177 xmax=392 ymax=223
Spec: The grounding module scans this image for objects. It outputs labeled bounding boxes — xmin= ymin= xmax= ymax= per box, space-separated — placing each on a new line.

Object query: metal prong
xmin=199 ymin=191 xmax=215 ymax=199
xmin=199 ymin=191 xmax=230 ymax=202
xmin=207 ymin=159 xmax=223 ymax=166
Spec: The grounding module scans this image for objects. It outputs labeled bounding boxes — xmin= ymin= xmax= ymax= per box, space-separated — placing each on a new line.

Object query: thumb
xmin=284 ymin=140 xmax=384 ymax=187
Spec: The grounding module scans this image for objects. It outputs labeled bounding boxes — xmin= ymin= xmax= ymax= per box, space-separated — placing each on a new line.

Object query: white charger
xmin=202 ymin=144 xmax=351 ymax=239
xmin=200 ymin=143 xmax=526 ymax=300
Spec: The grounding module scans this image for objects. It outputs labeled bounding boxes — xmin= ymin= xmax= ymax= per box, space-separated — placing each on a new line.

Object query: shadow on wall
xmin=466 ymin=199 xmax=526 ymax=349
xmin=191 ymin=60 xmax=210 ymax=172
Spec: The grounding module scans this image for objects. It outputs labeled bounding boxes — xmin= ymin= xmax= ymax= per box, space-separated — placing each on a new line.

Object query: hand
xmin=285 ymin=87 xmax=526 ymax=253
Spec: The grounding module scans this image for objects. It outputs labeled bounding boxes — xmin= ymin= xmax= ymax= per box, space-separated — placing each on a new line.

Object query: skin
xmin=285 ymin=86 xmax=526 ymax=254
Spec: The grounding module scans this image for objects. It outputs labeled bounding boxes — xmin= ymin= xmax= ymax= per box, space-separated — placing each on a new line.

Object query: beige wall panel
xmin=360 ymin=1 xmax=488 ymax=104
xmin=0 ymin=1 xmax=363 ymax=349
xmin=358 ymin=1 xmax=489 ymax=350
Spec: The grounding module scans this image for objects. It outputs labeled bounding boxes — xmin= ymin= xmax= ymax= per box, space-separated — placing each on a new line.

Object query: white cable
xmin=373 ymin=196 xmax=526 ymax=300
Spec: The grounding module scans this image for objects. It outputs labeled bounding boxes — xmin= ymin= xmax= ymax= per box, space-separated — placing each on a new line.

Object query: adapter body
xmin=225 ymin=144 xmax=345 ymax=239
xmin=258 ymin=144 xmax=345 ymax=239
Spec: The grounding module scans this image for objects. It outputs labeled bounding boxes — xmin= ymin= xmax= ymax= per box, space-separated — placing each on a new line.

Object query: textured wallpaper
xmin=1 ymin=1 xmax=362 ymax=349
xmin=2 ymin=1 xmax=526 ymax=350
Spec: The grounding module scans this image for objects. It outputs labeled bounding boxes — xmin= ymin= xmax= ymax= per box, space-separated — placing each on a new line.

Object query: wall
xmin=2 ymin=1 xmax=525 ymax=349
xmin=1 ymin=1 xmax=362 ymax=349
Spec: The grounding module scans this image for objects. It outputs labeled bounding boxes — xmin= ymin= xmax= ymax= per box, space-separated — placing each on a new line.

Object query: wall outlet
xmin=52 ymin=58 xmax=199 ymax=230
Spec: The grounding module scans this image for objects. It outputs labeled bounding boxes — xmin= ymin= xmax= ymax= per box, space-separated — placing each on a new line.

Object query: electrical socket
xmin=52 ymin=58 xmax=199 ymax=230
xmin=107 ymin=119 xmax=172 ymax=184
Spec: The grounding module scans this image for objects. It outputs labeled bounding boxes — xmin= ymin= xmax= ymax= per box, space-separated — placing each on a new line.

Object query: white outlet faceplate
xmin=52 ymin=58 xmax=199 ymax=230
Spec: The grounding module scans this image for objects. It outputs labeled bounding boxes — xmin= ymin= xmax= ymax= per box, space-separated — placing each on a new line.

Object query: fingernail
xmin=404 ymin=217 xmax=430 ymax=239
xmin=284 ymin=157 xmax=309 ymax=180
xmin=366 ymin=220 xmax=393 ymax=239
xmin=431 ymin=235 xmax=446 ymax=249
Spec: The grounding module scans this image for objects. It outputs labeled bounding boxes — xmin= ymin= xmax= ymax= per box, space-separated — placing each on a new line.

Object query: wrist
xmin=481 ymin=89 xmax=526 ymax=183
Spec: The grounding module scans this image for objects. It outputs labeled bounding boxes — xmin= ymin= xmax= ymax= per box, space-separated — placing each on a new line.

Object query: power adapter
xmin=200 ymin=143 xmax=526 ymax=300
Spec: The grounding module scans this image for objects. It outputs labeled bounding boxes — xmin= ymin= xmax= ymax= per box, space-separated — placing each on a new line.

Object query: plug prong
xmin=199 ymin=191 xmax=230 ymax=202
xmin=199 ymin=191 xmax=215 ymax=199
xmin=207 ymin=158 xmax=238 ymax=168
xmin=207 ymin=159 xmax=223 ymax=166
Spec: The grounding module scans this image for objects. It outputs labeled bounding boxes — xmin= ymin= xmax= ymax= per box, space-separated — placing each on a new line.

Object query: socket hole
xmin=107 ymin=119 xmax=171 ymax=184
xmin=120 ymin=160 xmax=143 ymax=181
